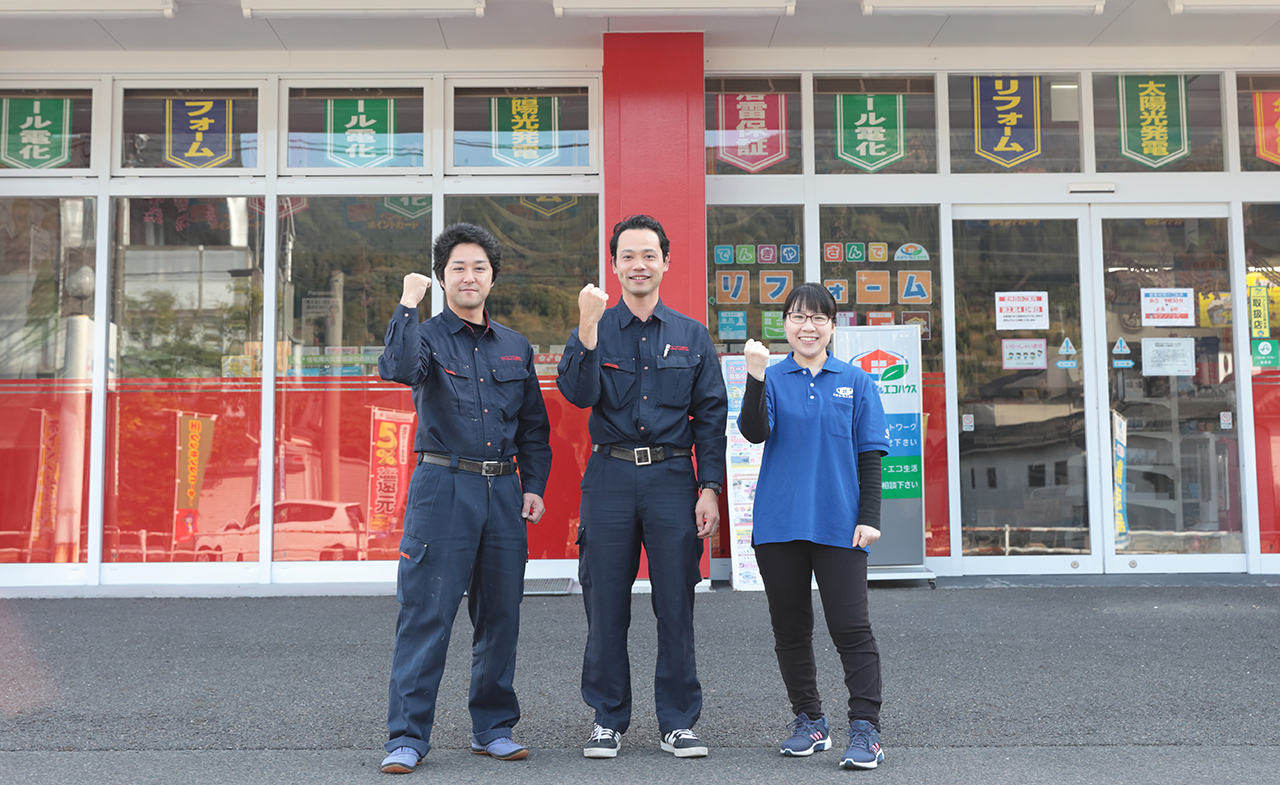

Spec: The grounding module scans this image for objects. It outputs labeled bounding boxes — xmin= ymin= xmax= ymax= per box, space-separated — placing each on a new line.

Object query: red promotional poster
xmin=716 ymin=93 xmax=788 ymax=173
xmin=1255 ymin=92 xmax=1280 ymax=166
xmin=368 ymin=408 xmax=415 ymax=535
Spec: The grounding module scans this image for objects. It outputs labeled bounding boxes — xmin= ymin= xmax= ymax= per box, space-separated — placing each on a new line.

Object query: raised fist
xmin=578 ymin=283 xmax=609 ymax=328
xmin=744 ymin=338 xmax=769 ymax=381
xmin=401 ymin=272 xmax=431 ymax=308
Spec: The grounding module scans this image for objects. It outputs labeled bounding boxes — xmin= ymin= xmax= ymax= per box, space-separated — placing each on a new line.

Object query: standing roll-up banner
xmin=833 ymin=326 xmax=932 ymax=581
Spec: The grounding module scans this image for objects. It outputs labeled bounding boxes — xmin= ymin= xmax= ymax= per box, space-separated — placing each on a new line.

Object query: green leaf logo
xmin=881 ymin=363 xmax=907 ymax=382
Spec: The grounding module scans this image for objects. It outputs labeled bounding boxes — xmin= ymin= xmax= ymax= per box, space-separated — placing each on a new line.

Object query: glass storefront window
xmin=705 ymin=78 xmax=802 ymax=175
xmin=953 ymin=219 xmax=1087 ymax=556
xmin=287 ymin=87 xmax=424 ymax=170
xmin=948 ymin=74 xmax=1081 ymax=174
xmin=105 ymin=197 xmax=264 ymax=562
xmin=0 ymin=197 xmax=95 ymax=563
xmin=706 ymin=204 xmax=804 ymax=352
xmin=451 ymin=87 xmax=590 ymax=170
xmin=1237 ymin=74 xmax=1280 ymax=173
xmin=814 ymin=76 xmax=937 ymax=175
xmin=121 ymin=89 xmax=259 ymax=170
xmin=1244 ymin=203 xmax=1280 ymax=554
xmin=0 ymin=90 xmax=92 ymax=170
xmin=275 ymin=196 xmax=430 ymax=561
xmin=1103 ymin=217 xmax=1240 ymax=554
xmin=1093 ymin=74 xmax=1224 ymax=173
xmin=820 ymin=205 xmax=949 ymax=556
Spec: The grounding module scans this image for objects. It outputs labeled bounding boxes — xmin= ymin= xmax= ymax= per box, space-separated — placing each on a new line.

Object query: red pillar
xmin=602 ymin=32 xmax=707 ymax=324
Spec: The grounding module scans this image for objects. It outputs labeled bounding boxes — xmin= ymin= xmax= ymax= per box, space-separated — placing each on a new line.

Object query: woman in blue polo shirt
xmin=737 ymin=282 xmax=890 ymax=770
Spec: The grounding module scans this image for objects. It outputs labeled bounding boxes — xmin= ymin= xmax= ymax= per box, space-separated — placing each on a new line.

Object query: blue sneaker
xmin=470 ymin=735 xmax=529 ymax=761
xmin=779 ymin=712 xmax=831 ymax=757
xmin=380 ymin=746 xmax=420 ymax=774
xmin=840 ymin=720 xmax=884 ymax=769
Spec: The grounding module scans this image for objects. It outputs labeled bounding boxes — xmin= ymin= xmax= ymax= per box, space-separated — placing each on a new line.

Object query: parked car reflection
xmin=195 ymin=500 xmax=368 ymax=562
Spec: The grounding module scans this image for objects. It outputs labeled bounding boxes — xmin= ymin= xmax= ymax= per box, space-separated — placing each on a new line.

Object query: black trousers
xmin=754 ymin=541 xmax=881 ymax=730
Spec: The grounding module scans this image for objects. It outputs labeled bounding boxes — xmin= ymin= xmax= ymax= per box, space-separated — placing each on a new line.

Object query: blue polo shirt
xmin=740 ymin=353 xmax=889 ymax=551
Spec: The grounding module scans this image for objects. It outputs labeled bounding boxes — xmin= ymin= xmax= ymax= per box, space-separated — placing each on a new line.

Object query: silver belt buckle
xmin=481 ymin=461 xmax=503 ymax=476
xmin=633 ymin=447 xmax=652 ymax=466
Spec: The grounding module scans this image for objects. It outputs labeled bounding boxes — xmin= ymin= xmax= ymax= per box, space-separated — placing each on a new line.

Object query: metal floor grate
xmin=523 ymin=578 xmax=574 ymax=596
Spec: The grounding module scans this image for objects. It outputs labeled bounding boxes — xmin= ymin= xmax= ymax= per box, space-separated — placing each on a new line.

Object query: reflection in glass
xmin=275 ymin=196 xmax=429 ymax=561
xmin=287 ymin=88 xmax=424 ymax=169
xmin=1104 ymin=218 xmax=1240 ymax=554
xmin=0 ymin=198 xmax=95 ymax=563
xmin=1247 ymin=205 xmax=1280 ymax=553
xmin=814 ymin=76 xmax=936 ymax=175
xmin=948 ymin=74 xmax=1080 ymax=174
xmin=0 ymin=90 xmax=93 ymax=170
xmin=453 ymin=87 xmax=589 ymax=169
xmin=106 ymin=198 xmax=264 ymax=562
xmin=121 ymin=89 xmax=258 ymax=169
xmin=1093 ymin=74 xmax=1223 ymax=173
xmin=706 ymin=205 xmax=803 ymax=352
xmin=1237 ymin=75 xmax=1280 ymax=173
xmin=954 ymin=220 xmax=1088 ymax=556
xmin=705 ymin=78 xmax=802 ymax=175
xmin=820 ymin=206 xmax=950 ymax=557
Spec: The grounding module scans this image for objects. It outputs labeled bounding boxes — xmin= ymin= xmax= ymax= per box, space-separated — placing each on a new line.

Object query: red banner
xmin=174 ymin=413 xmax=216 ymax=543
xmin=1255 ymin=92 xmax=1280 ymax=166
xmin=368 ymin=408 xmax=415 ymax=535
xmin=716 ymin=93 xmax=788 ymax=173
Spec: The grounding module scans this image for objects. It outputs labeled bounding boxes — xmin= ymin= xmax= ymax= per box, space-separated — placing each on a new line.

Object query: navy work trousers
xmin=386 ymin=462 xmax=526 ymax=757
xmin=578 ymin=451 xmax=704 ymax=735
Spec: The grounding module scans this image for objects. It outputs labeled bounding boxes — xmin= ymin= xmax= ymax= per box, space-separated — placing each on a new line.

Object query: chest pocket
xmin=432 ymin=354 xmax=474 ymax=416
xmin=491 ymin=363 xmax=529 ymax=418
xmin=654 ymin=354 xmax=699 ymax=409
xmin=599 ymin=356 xmax=636 ymax=409
xmin=823 ymin=396 xmax=856 ymax=441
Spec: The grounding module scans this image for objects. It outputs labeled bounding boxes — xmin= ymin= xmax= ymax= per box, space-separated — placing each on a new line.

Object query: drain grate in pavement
xmin=523 ymin=578 xmax=573 ymax=596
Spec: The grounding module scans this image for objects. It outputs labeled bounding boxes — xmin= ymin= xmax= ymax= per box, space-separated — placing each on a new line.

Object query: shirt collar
xmin=613 ymin=298 xmax=670 ymax=328
xmin=440 ymin=306 xmax=490 ymax=336
xmin=779 ymin=351 xmax=837 ymax=374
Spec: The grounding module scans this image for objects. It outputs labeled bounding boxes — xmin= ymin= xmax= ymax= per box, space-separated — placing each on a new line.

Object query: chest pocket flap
xmin=654 ymin=354 xmax=699 ymax=408
xmin=493 ymin=364 xmax=529 ymax=383
xmin=599 ymin=355 xmax=636 ymax=407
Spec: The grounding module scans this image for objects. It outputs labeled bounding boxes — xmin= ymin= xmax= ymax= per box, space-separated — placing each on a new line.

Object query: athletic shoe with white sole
xmin=779 ymin=712 xmax=831 ymax=757
xmin=839 ymin=720 xmax=885 ymax=770
xmin=661 ymin=728 xmax=708 ymax=758
xmin=583 ymin=723 xmax=621 ymax=758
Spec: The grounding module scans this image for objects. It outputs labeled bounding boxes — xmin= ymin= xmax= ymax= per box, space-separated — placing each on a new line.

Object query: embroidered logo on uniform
xmin=399 ymin=551 xmax=412 ymax=559
xmin=501 ymin=355 xmax=522 ymax=361
xmin=834 ymin=386 xmax=854 ymax=399
xmin=669 ymin=345 xmax=690 ymax=352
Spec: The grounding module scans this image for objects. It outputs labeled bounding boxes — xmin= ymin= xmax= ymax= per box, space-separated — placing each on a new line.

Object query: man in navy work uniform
xmin=378 ymin=223 xmax=551 ymax=775
xmin=557 ymin=214 xmax=728 ymax=760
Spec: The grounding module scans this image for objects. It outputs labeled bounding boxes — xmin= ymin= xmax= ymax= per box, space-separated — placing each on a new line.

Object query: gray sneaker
xmin=660 ymin=728 xmax=708 ymax=758
xmin=584 ymin=723 xmax=621 ymax=758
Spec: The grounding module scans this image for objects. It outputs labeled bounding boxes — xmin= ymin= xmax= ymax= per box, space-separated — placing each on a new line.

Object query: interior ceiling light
xmin=0 ymin=0 xmax=175 ymax=17
xmin=241 ymin=0 xmax=485 ymax=18
xmin=554 ymin=0 xmax=795 ymax=16
xmin=1169 ymin=0 xmax=1280 ymax=12
xmin=861 ymin=0 xmax=1103 ymax=14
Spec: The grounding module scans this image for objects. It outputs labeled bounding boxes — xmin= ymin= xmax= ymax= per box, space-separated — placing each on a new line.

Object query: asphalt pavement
xmin=2 ymin=575 xmax=1279 ymax=785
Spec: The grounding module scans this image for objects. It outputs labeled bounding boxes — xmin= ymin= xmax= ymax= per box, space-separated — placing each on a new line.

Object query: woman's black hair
xmin=783 ymin=282 xmax=837 ymax=320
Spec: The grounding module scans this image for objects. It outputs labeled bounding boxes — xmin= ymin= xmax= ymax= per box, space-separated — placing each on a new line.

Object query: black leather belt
xmin=417 ymin=451 xmax=514 ymax=476
xmin=592 ymin=444 xmax=692 ymax=466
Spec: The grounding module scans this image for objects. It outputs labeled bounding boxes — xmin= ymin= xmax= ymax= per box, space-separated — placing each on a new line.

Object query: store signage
xmin=824 ymin=279 xmax=849 ymax=303
xmin=718 ymin=311 xmax=747 ymax=341
xmin=1253 ymin=339 xmax=1279 ymax=368
xmin=717 ymin=271 xmax=749 ymax=304
xmin=1198 ymin=292 xmax=1231 ymax=327
xmin=519 ymin=195 xmax=575 ymax=217
xmin=760 ymin=271 xmax=793 ymax=304
xmin=780 ymin=244 xmax=800 ymax=264
xmin=1140 ymin=287 xmax=1195 ymax=326
xmin=384 ymin=196 xmax=433 ymax=220
xmin=1001 ymin=338 xmax=1047 ymax=370
xmin=1142 ymin=337 xmax=1196 ymax=376
xmin=897 ymin=271 xmax=932 ymax=304
xmin=326 ymin=98 xmax=395 ymax=168
xmin=866 ymin=312 xmax=894 ymax=325
xmin=994 ymin=291 xmax=1049 ymax=330
xmin=973 ymin=76 xmax=1042 ymax=168
xmin=1112 ymin=411 xmax=1129 ymax=549
xmin=842 ymin=330 xmax=925 ymax=509
xmin=834 ymin=93 xmax=905 ymax=172
xmin=1117 ymin=75 xmax=1189 ymax=169
xmin=716 ymin=93 xmax=788 ymax=173
xmin=856 ymin=271 xmax=890 ymax=304
xmin=1 ymin=98 xmax=72 ymax=169
xmin=369 ymin=408 xmax=415 ymax=535
xmin=165 ymin=99 xmax=233 ymax=169
xmin=490 ymin=97 xmax=560 ymax=167
xmin=1254 ymin=92 xmax=1280 ymax=166
xmin=1251 ymin=286 xmax=1271 ymax=339
xmin=174 ymin=413 xmax=216 ymax=543
xmin=762 ymin=311 xmax=786 ymax=340
xmin=902 ymin=311 xmax=930 ymax=340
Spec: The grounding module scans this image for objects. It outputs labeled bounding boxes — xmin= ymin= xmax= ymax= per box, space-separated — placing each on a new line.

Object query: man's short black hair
xmin=783 ymin=282 xmax=837 ymax=320
xmin=432 ymin=223 xmax=502 ymax=283
xmin=609 ymin=214 xmax=670 ymax=261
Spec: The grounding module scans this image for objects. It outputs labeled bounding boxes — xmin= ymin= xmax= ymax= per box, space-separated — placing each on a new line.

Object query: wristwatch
xmin=699 ymin=481 xmax=722 ymax=496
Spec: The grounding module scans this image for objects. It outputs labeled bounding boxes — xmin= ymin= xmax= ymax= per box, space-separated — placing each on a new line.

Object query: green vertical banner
xmin=834 ymin=94 xmax=905 ymax=172
xmin=1117 ymin=75 xmax=1189 ymax=168
xmin=1251 ymin=286 xmax=1272 ymax=339
xmin=325 ymin=98 xmax=395 ymax=168
xmin=489 ymin=97 xmax=560 ymax=167
xmin=1 ymin=98 xmax=72 ymax=169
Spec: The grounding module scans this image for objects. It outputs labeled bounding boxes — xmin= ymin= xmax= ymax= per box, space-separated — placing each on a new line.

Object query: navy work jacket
xmin=556 ymin=299 xmax=727 ymax=485
xmin=379 ymin=304 xmax=551 ymax=497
